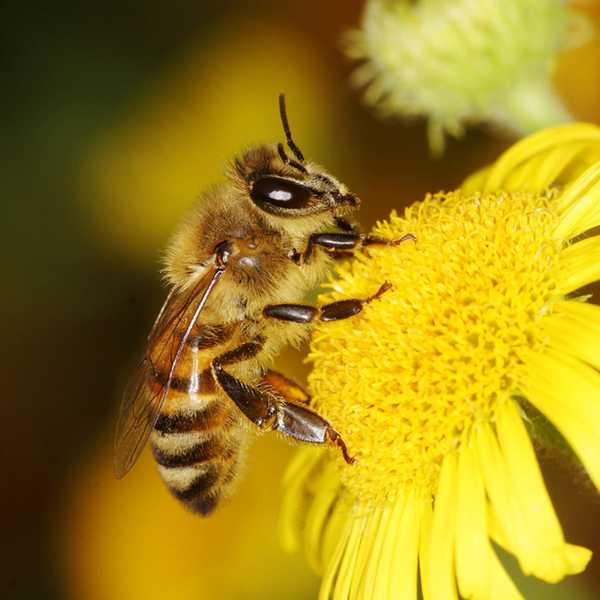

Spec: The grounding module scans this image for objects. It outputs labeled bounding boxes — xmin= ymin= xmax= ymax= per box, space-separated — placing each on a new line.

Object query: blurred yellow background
xmin=3 ymin=2 xmax=600 ymax=599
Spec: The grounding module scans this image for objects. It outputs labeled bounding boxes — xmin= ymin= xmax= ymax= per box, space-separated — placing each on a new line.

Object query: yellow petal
xmin=332 ymin=514 xmax=369 ymax=600
xmin=427 ymin=452 xmax=459 ymax=600
xmin=388 ymin=490 xmax=421 ymax=600
xmin=455 ymin=442 xmax=489 ymax=598
xmin=555 ymin=161 xmax=600 ymax=216
xmin=472 ymin=504 xmax=524 ymax=600
xmin=280 ymin=448 xmax=325 ymax=553
xmin=419 ymin=499 xmax=433 ymax=600
xmin=462 ymin=123 xmax=600 ymax=192
xmin=558 ymin=236 xmax=600 ymax=294
xmin=544 ymin=300 xmax=600 ymax=370
xmin=303 ymin=461 xmax=344 ymax=571
xmin=321 ymin=495 xmax=354 ymax=575
xmin=486 ymin=503 xmax=510 ymax=550
xmin=360 ymin=504 xmax=394 ymax=600
xmin=522 ymin=348 xmax=600 ymax=489
xmin=349 ymin=495 xmax=421 ymax=600
xmin=496 ymin=400 xmax=591 ymax=582
xmin=554 ymin=163 xmax=600 ymax=240
xmin=365 ymin=495 xmax=406 ymax=600
xmin=476 ymin=424 xmax=530 ymax=568
xmin=488 ymin=551 xmax=523 ymax=600
xmin=461 ymin=165 xmax=491 ymax=192
xmin=319 ymin=511 xmax=353 ymax=600
xmin=283 ymin=446 xmax=323 ymax=487
xmin=349 ymin=509 xmax=383 ymax=599
xmin=459 ymin=496 xmax=523 ymax=600
xmin=531 ymin=143 xmax=600 ymax=193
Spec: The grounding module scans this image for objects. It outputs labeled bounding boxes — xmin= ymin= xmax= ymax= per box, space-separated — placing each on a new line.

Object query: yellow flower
xmin=281 ymin=123 xmax=600 ymax=599
xmin=347 ymin=0 xmax=592 ymax=153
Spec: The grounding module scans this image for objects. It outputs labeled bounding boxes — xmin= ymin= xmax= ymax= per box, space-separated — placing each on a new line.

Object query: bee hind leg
xmin=212 ymin=346 xmax=354 ymax=464
xmin=275 ymin=401 xmax=355 ymax=465
xmin=260 ymin=371 xmax=353 ymax=463
xmin=261 ymin=369 xmax=311 ymax=405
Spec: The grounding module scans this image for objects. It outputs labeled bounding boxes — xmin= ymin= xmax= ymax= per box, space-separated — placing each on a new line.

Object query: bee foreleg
xmin=263 ymin=281 xmax=392 ymax=323
xmin=294 ymin=231 xmax=416 ymax=263
xmin=333 ymin=216 xmax=357 ymax=233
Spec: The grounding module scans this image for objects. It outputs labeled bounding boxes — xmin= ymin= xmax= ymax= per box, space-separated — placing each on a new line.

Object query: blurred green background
xmin=2 ymin=1 xmax=600 ymax=599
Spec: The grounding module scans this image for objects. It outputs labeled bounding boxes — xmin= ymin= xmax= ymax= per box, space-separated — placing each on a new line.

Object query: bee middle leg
xmin=263 ymin=281 xmax=391 ymax=323
xmin=212 ymin=345 xmax=354 ymax=464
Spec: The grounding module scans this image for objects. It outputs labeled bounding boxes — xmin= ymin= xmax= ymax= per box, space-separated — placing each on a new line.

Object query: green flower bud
xmin=347 ymin=0 xmax=592 ymax=153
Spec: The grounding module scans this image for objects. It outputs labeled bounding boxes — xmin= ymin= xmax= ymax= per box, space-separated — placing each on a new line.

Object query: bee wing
xmin=113 ymin=358 xmax=163 ymax=479
xmin=113 ymin=265 xmax=226 ymax=479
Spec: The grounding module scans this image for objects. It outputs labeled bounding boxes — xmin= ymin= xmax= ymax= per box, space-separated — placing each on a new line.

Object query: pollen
xmin=309 ymin=189 xmax=562 ymax=504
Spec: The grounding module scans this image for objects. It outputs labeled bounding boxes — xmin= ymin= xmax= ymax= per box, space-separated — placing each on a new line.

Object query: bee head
xmin=238 ymin=94 xmax=360 ymax=219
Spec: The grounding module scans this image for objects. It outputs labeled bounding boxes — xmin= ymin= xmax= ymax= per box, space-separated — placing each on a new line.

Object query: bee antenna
xmin=278 ymin=93 xmax=305 ymax=163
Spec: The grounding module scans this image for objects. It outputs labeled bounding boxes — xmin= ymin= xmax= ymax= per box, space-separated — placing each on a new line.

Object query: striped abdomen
xmin=150 ymin=390 xmax=248 ymax=515
xmin=148 ymin=319 xmax=249 ymax=515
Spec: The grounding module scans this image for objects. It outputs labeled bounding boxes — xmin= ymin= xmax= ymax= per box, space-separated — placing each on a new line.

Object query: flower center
xmin=308 ymin=191 xmax=561 ymax=505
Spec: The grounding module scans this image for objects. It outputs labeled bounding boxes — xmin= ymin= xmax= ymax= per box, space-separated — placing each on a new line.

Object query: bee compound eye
xmin=250 ymin=176 xmax=312 ymax=211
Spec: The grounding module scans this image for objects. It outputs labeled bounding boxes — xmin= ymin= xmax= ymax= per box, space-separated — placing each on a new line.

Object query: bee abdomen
xmin=155 ymin=442 xmax=242 ymax=515
xmin=170 ymin=465 xmax=222 ymax=515
xmin=151 ymin=400 xmax=244 ymax=516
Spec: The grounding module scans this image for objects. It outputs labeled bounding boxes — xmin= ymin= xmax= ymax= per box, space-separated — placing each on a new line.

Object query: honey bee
xmin=114 ymin=95 xmax=414 ymax=515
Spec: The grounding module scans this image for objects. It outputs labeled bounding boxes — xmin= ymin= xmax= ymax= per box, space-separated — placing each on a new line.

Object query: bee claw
xmin=328 ymin=428 xmax=356 ymax=465
xmin=391 ymin=232 xmax=417 ymax=245
xmin=367 ymin=281 xmax=393 ymax=303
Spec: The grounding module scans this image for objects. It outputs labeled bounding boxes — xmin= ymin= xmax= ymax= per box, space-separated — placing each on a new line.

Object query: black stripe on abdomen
xmin=169 ymin=465 xmax=222 ymax=515
xmin=171 ymin=466 xmax=220 ymax=501
xmin=149 ymin=366 xmax=216 ymax=394
xmin=152 ymin=438 xmax=234 ymax=468
xmin=154 ymin=401 xmax=228 ymax=434
xmin=157 ymin=445 xmax=240 ymax=516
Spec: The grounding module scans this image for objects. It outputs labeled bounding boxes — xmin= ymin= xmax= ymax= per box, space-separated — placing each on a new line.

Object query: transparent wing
xmin=114 ymin=358 xmax=164 ymax=479
xmin=113 ymin=265 xmax=225 ymax=478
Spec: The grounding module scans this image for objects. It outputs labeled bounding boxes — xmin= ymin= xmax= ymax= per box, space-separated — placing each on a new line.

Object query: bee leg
xmin=261 ymin=370 xmax=311 ymax=405
xmin=265 ymin=372 xmax=355 ymax=464
xmin=274 ymin=401 xmax=355 ymax=464
xmin=333 ymin=216 xmax=357 ymax=232
xmin=211 ymin=339 xmax=277 ymax=427
xmin=212 ymin=346 xmax=354 ymax=463
xmin=263 ymin=281 xmax=392 ymax=323
xmin=293 ymin=231 xmax=416 ymax=264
